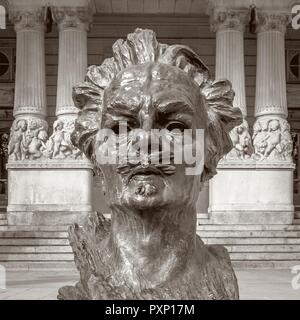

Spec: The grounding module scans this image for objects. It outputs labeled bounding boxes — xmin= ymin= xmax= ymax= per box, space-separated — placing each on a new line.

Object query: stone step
xmin=0 ymin=213 xmax=6 ymax=219
xmin=224 ymin=244 xmax=300 ymax=252
xmin=232 ymin=260 xmax=300 ymax=269
xmin=198 ymin=220 xmax=300 ymax=226
xmin=197 ymin=213 xmax=209 ymax=219
xmin=0 ymin=231 xmax=68 ymax=238
xmin=198 ymin=212 xmax=300 ymax=222
xmin=1 ymin=260 xmax=297 ymax=270
xmin=229 ymin=252 xmax=300 ymax=260
xmin=197 ymin=219 xmax=212 ymax=225
xmin=197 ymin=224 xmax=300 ymax=231
xmin=0 ymin=253 xmax=74 ymax=261
xmin=196 ymin=230 xmax=300 ymax=238
xmin=0 ymin=245 xmax=72 ymax=253
xmin=0 ymin=206 xmax=7 ymax=212
xmin=0 ymin=238 xmax=70 ymax=245
xmin=0 ymin=220 xmax=7 ymax=226
xmin=202 ymin=237 xmax=300 ymax=245
xmin=0 ymin=225 xmax=69 ymax=232
xmin=0 ymin=261 xmax=77 ymax=270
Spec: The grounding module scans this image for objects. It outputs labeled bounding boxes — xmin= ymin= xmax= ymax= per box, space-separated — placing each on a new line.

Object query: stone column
xmin=49 ymin=6 xmax=92 ymax=159
xmin=6 ymin=5 xmax=95 ymax=226
xmin=253 ymin=12 xmax=292 ymax=163
xmin=8 ymin=8 xmax=48 ymax=161
xmin=208 ymin=8 xmax=294 ymax=225
xmin=211 ymin=9 xmax=252 ymax=160
xmin=208 ymin=9 xmax=252 ymax=224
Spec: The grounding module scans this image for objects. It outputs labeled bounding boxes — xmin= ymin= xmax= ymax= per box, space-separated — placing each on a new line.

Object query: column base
xmin=7 ymin=160 xmax=94 ymax=226
xmin=209 ymin=160 xmax=295 ymax=224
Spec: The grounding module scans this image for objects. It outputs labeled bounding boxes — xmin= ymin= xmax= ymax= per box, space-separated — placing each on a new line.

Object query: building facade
xmin=0 ymin=0 xmax=300 ymax=269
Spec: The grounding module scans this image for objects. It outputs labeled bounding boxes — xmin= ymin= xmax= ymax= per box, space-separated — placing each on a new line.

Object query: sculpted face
xmin=94 ymin=62 xmax=206 ymax=211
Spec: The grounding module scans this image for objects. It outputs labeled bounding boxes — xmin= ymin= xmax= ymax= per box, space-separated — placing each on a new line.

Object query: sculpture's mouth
xmin=128 ymin=166 xmax=162 ymax=181
xmin=117 ymin=163 xmax=176 ymax=185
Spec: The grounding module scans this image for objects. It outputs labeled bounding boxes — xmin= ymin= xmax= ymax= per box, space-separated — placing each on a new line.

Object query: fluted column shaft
xmin=253 ymin=12 xmax=292 ymax=162
xmin=213 ymin=10 xmax=247 ymax=116
xmin=52 ymin=7 xmax=91 ymax=121
xmin=14 ymin=15 xmax=46 ymax=118
xmin=211 ymin=9 xmax=252 ymax=161
xmin=8 ymin=8 xmax=48 ymax=161
xmin=56 ymin=29 xmax=87 ymax=117
xmin=255 ymin=14 xmax=288 ymax=118
xmin=45 ymin=6 xmax=92 ymax=160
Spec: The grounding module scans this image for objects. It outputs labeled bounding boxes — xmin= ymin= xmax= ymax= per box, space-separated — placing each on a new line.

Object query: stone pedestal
xmin=7 ymin=161 xmax=93 ymax=225
xmin=209 ymin=161 xmax=295 ymax=224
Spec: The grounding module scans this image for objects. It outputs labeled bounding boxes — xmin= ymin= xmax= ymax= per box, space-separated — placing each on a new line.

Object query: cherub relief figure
xmin=22 ymin=120 xmax=48 ymax=160
xmin=62 ymin=120 xmax=83 ymax=159
xmin=8 ymin=119 xmax=27 ymax=160
xmin=47 ymin=120 xmax=71 ymax=159
xmin=253 ymin=118 xmax=292 ymax=161
xmin=253 ymin=119 xmax=268 ymax=159
xmin=47 ymin=120 xmax=82 ymax=159
xmin=58 ymin=29 xmax=243 ymax=300
xmin=281 ymin=120 xmax=293 ymax=160
xmin=227 ymin=120 xmax=253 ymax=160
xmin=26 ymin=129 xmax=48 ymax=160
xmin=262 ymin=119 xmax=282 ymax=159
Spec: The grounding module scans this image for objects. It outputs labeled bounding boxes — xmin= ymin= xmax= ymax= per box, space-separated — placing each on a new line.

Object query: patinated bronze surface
xmin=58 ymin=29 xmax=242 ymax=300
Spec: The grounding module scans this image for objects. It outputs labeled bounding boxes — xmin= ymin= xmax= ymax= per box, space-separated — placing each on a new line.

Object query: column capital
xmin=9 ymin=7 xmax=46 ymax=32
xmin=256 ymin=11 xmax=291 ymax=34
xmin=51 ymin=6 xmax=93 ymax=32
xmin=210 ymin=9 xmax=249 ymax=33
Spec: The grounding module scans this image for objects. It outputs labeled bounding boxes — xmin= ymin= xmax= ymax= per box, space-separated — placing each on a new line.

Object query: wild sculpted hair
xmin=71 ymin=28 xmax=242 ymax=181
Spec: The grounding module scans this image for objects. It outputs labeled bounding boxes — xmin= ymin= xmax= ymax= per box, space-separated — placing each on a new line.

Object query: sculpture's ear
xmin=71 ymin=82 xmax=103 ymax=161
xmin=200 ymin=79 xmax=243 ymax=181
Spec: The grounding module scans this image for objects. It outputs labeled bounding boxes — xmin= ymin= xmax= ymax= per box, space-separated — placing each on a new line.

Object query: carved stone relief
xmin=45 ymin=119 xmax=83 ymax=160
xmin=8 ymin=117 xmax=48 ymax=161
xmin=225 ymin=120 xmax=253 ymax=160
xmin=252 ymin=117 xmax=292 ymax=162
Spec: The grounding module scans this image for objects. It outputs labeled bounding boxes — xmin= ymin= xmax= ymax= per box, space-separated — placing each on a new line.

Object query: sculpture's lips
xmin=128 ymin=166 xmax=162 ymax=181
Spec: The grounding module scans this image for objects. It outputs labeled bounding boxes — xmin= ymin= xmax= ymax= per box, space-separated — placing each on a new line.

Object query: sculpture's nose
xmin=131 ymin=130 xmax=153 ymax=160
xmin=138 ymin=98 xmax=156 ymax=132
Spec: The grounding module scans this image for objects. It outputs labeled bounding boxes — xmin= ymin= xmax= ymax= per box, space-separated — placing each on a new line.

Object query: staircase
xmin=0 ymin=225 xmax=76 ymax=270
xmin=0 ymin=205 xmax=300 ymax=269
xmin=0 ymin=203 xmax=75 ymax=270
xmin=197 ymin=212 xmax=300 ymax=268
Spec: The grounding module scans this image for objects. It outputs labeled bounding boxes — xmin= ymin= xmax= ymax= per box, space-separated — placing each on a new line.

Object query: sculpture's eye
xmin=111 ymin=122 xmax=133 ymax=135
xmin=165 ymin=121 xmax=187 ymax=132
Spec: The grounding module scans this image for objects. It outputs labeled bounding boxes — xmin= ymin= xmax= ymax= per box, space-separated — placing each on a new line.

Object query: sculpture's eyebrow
xmin=106 ymin=99 xmax=140 ymax=117
xmin=155 ymin=100 xmax=195 ymax=115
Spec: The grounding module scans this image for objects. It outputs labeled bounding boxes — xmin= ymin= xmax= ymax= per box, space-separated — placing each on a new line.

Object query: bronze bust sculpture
xmin=58 ymin=29 xmax=242 ymax=300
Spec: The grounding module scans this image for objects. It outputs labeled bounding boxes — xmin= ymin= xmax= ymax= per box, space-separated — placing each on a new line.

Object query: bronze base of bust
xmin=58 ymin=212 xmax=238 ymax=300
